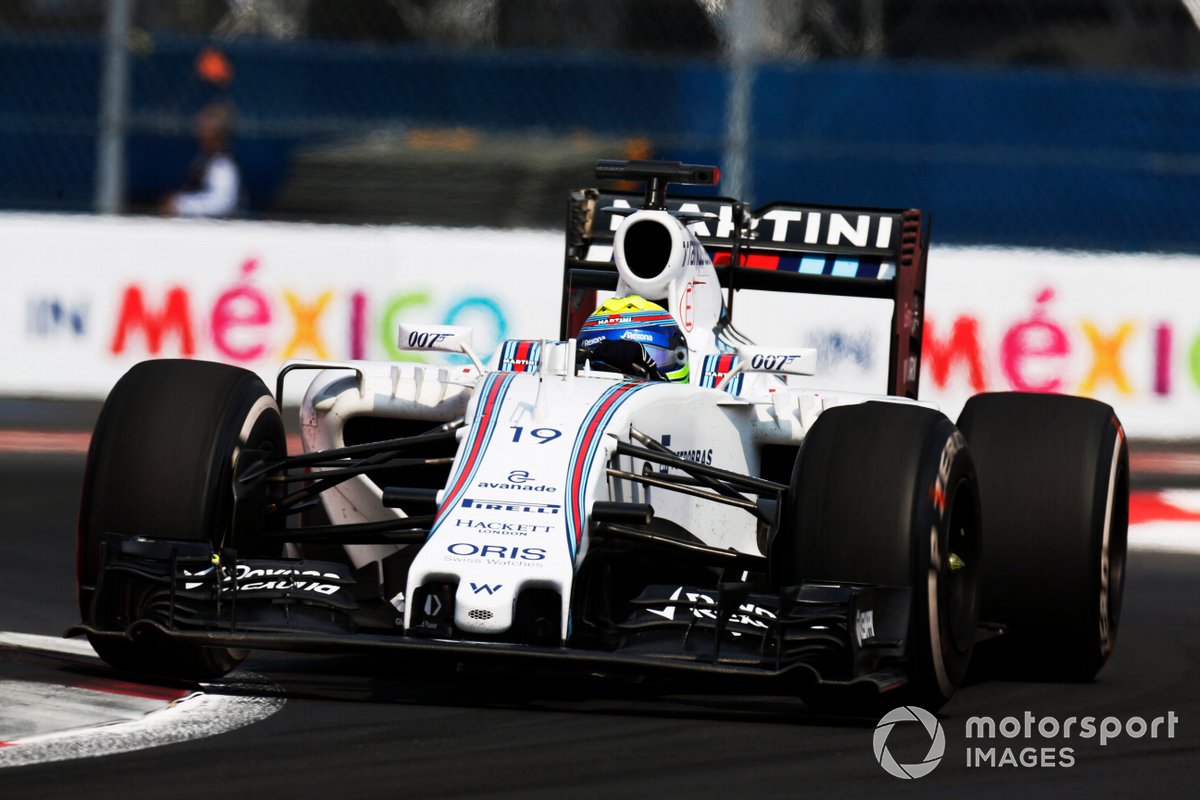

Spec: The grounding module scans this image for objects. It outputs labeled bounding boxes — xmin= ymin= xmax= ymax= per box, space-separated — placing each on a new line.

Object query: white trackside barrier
xmin=2 ymin=213 xmax=1198 ymax=438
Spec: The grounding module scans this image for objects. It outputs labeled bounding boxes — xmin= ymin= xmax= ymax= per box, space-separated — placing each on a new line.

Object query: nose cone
xmin=454 ymin=579 xmax=512 ymax=634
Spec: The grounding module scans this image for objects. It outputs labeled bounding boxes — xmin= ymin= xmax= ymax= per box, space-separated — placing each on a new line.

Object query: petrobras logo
xmin=674 ymin=448 xmax=713 ymax=466
xmin=659 ymin=435 xmax=713 ymax=467
xmin=461 ymin=497 xmax=561 ymax=515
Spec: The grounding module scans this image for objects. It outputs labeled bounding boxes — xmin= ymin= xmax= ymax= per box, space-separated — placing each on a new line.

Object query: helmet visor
xmin=642 ymin=342 xmax=688 ymax=374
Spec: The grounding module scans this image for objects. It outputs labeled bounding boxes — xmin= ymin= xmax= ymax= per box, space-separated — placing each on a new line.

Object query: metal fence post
xmin=722 ymin=0 xmax=761 ymax=203
xmin=95 ymin=0 xmax=134 ymax=215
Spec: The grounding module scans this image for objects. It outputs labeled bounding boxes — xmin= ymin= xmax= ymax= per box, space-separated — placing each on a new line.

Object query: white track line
xmin=0 ymin=632 xmax=97 ymax=657
xmin=1129 ymin=522 xmax=1200 ymax=555
xmin=0 ymin=633 xmax=284 ymax=768
xmin=1159 ymin=489 xmax=1200 ymax=512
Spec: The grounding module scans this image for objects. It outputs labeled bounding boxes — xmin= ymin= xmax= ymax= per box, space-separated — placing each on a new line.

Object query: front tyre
xmin=773 ymin=402 xmax=982 ymax=712
xmin=958 ymin=392 xmax=1128 ymax=681
xmin=77 ymin=359 xmax=286 ymax=680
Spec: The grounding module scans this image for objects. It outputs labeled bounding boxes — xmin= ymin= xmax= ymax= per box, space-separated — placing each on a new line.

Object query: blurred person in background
xmin=163 ymin=102 xmax=242 ymax=218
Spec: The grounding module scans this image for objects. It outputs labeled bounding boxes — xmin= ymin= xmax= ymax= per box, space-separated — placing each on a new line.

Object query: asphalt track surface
xmin=0 ymin=408 xmax=1197 ymax=798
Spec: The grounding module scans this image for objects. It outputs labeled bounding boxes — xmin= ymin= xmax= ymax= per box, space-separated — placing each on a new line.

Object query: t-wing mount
xmin=595 ymin=159 xmax=720 ymax=211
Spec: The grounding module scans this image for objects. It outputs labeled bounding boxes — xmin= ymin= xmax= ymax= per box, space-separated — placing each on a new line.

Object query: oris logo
xmin=446 ymin=542 xmax=547 ymax=561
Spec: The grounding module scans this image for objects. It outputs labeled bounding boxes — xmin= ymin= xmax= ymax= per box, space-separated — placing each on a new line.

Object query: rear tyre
xmin=773 ymin=402 xmax=981 ymax=712
xmin=957 ymin=392 xmax=1128 ymax=681
xmin=77 ymin=359 xmax=286 ymax=680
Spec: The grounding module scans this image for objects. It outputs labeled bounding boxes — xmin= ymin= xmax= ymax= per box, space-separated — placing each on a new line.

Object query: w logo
xmin=469 ymin=583 xmax=502 ymax=595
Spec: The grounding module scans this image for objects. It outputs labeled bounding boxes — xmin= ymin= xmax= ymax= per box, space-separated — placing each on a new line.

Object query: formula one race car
xmin=72 ymin=160 xmax=1128 ymax=711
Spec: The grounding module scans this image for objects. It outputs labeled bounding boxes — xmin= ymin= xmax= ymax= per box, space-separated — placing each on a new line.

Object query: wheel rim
xmin=1100 ymin=456 xmax=1129 ymax=658
xmin=943 ymin=475 xmax=980 ymax=654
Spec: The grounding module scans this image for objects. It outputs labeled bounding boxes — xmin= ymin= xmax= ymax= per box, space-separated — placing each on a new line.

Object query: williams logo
xmin=873 ymin=706 xmax=946 ymax=779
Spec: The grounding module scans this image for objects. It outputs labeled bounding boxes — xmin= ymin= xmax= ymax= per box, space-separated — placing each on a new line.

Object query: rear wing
xmin=561 ymin=189 xmax=930 ymax=399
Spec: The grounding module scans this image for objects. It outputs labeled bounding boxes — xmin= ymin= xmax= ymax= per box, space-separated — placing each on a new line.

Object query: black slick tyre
xmin=957 ymin=392 xmax=1128 ymax=681
xmin=77 ymin=359 xmax=286 ymax=680
xmin=773 ymin=401 xmax=981 ymax=712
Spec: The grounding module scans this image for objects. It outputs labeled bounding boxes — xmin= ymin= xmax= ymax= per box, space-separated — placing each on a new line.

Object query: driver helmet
xmin=578 ymin=295 xmax=690 ymax=383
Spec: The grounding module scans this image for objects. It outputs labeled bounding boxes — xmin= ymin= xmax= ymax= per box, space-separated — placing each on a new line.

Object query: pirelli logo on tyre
xmin=931 ymin=430 xmax=966 ymax=518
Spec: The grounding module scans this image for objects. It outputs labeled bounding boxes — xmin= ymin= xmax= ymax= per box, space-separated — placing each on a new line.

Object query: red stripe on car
xmin=436 ymin=376 xmax=508 ymax=516
xmin=568 ymin=383 xmax=642 ymax=548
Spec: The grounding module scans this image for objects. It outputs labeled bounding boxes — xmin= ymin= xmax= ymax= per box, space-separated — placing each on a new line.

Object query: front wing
xmin=70 ymin=537 xmax=915 ymax=694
